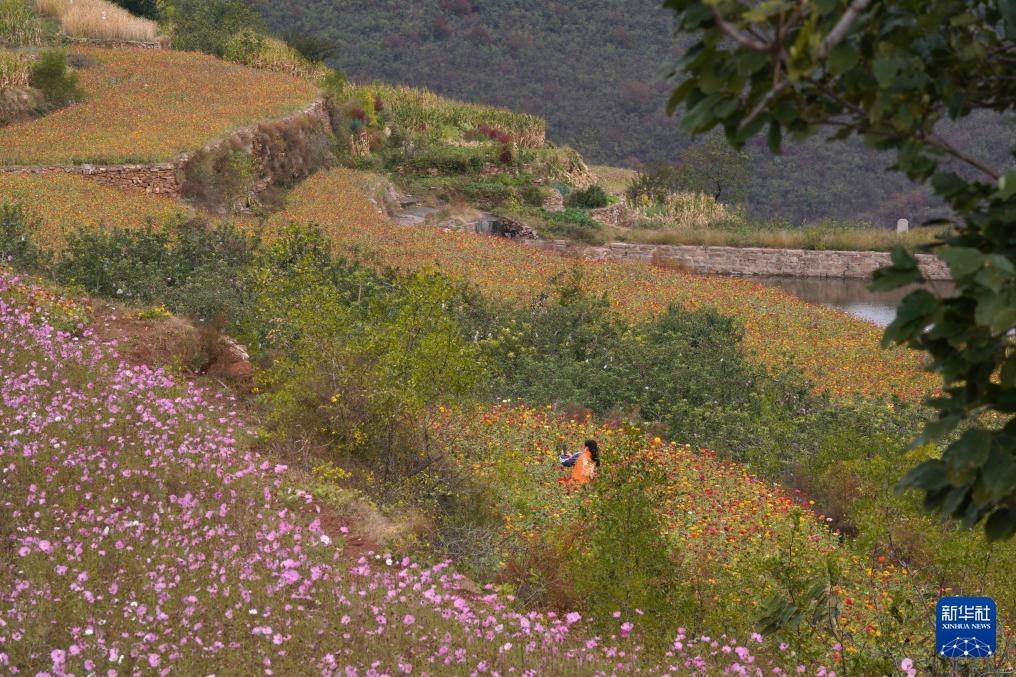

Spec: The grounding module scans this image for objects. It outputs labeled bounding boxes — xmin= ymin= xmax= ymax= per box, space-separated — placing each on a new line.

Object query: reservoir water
xmin=745 ymin=276 xmax=956 ymax=328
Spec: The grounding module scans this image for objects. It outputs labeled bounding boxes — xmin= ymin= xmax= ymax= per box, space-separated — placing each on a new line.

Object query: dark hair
xmin=584 ymin=439 xmax=600 ymax=466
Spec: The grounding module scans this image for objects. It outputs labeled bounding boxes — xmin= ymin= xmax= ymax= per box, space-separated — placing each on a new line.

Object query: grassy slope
xmin=0 ymin=173 xmax=189 ymax=248
xmin=270 ymin=169 xmax=937 ymax=402
xmin=0 ymin=47 xmax=318 ymax=166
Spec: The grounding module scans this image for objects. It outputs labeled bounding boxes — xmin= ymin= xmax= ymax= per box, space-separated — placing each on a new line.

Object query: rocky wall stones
xmin=525 ymin=240 xmax=952 ymax=280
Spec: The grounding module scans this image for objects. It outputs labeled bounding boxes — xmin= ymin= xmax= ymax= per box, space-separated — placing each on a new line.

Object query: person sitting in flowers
xmin=559 ymin=439 xmax=600 ymax=487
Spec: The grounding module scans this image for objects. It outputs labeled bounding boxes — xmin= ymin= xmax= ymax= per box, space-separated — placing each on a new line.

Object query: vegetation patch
xmin=0 ymin=173 xmax=188 ymax=249
xmin=270 ymin=169 xmax=938 ymax=402
xmin=0 ymin=47 xmax=318 ymax=165
xmin=35 ymin=0 xmax=159 ymax=42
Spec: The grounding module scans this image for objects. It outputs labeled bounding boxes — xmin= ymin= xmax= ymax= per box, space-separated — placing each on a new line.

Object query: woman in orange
xmin=559 ymin=440 xmax=600 ymax=487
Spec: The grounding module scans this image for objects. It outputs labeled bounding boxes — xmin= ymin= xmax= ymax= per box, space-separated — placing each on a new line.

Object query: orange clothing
xmin=569 ymin=450 xmax=597 ymax=485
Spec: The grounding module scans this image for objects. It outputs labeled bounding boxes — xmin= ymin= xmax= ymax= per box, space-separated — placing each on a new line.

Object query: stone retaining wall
xmin=0 ymin=100 xmax=330 ymax=201
xmin=526 ymin=240 xmax=952 ymax=281
xmin=0 ymin=163 xmax=180 ymax=194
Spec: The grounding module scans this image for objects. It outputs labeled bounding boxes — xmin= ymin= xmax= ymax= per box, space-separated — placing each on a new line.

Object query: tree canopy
xmin=663 ymin=0 xmax=1016 ymax=539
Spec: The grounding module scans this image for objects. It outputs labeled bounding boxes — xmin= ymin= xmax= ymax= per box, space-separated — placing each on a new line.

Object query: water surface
xmin=745 ymin=276 xmax=956 ymax=327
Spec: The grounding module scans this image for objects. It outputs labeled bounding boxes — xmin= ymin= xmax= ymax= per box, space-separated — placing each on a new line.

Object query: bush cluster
xmin=564 ymin=184 xmax=609 ymax=209
xmin=29 ymin=50 xmax=82 ymax=110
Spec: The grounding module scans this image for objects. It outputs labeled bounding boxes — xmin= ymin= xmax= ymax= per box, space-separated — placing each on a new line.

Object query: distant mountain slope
xmin=254 ymin=0 xmax=1012 ymax=226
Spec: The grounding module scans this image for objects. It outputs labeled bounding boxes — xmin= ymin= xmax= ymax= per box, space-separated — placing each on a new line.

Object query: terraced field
xmin=0 ymin=173 xmax=188 ymax=249
xmin=270 ymin=169 xmax=937 ymax=401
xmin=0 ymin=48 xmax=318 ymax=166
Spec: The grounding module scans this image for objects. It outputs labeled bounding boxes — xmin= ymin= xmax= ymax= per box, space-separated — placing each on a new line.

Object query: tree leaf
xmin=767 ymin=121 xmax=783 ymax=154
xmin=938 ymin=246 xmax=986 ymax=279
xmin=827 ymin=43 xmax=859 ymax=75
xmin=897 ymin=459 xmax=949 ymax=492
xmin=999 ymin=170 xmax=1016 ymax=200
xmin=872 ymin=247 xmax=920 ymax=292
xmin=1001 ymin=0 xmax=1016 ymax=40
xmin=975 ymin=291 xmax=1016 ymax=333
xmin=945 ymin=429 xmax=992 ymax=482
xmin=985 ymin=508 xmax=1016 ymax=542
xmin=882 ymin=289 xmax=937 ymax=346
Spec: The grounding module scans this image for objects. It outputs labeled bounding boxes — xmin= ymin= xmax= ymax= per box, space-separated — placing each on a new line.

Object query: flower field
xmin=0 ymin=173 xmax=188 ymax=249
xmin=0 ymin=48 xmax=318 ymax=166
xmin=0 ymin=268 xmax=855 ymax=674
xmin=422 ymin=404 xmax=980 ymax=672
xmin=270 ymin=169 xmax=937 ymax=401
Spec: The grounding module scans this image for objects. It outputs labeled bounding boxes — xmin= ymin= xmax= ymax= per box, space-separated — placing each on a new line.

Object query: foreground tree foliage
xmin=663 ymin=0 xmax=1015 ymax=539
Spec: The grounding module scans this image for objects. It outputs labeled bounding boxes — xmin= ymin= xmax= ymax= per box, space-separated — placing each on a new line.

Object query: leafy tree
xmin=167 ymin=0 xmax=263 ymax=56
xmin=663 ymin=0 xmax=1016 ymax=539
xmin=675 ymin=132 xmax=749 ymax=205
xmin=283 ymin=30 xmax=338 ymax=64
xmin=108 ymin=0 xmax=160 ymax=20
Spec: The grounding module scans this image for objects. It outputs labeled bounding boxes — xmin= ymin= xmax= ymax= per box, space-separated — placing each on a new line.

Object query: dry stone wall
xmin=0 ymin=163 xmax=180 ymax=194
xmin=526 ymin=240 xmax=952 ymax=281
xmin=0 ymin=100 xmax=330 ymax=202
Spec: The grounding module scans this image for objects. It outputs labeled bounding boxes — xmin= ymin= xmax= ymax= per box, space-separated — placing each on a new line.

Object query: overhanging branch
xmin=819 ymin=0 xmax=873 ymax=57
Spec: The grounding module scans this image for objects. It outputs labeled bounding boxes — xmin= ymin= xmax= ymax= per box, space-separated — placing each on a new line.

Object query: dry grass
xmin=617 ymin=221 xmax=947 ymax=252
xmin=35 ymin=0 xmax=157 ymax=42
xmin=588 ymin=164 xmax=636 ymax=196
xmin=1 ymin=0 xmax=44 ymax=46
xmin=0 ymin=47 xmax=319 ymax=165
xmin=0 ymin=47 xmax=29 ymax=88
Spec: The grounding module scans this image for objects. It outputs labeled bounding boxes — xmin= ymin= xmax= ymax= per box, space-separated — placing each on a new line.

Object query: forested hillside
xmin=253 ymin=0 xmax=1013 ymax=226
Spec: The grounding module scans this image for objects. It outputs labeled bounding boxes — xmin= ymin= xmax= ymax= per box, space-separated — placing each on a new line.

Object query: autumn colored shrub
xmin=181 ymin=115 xmax=333 ymax=213
xmin=0 ymin=47 xmax=29 ymax=88
xmin=181 ymin=146 xmax=256 ymax=213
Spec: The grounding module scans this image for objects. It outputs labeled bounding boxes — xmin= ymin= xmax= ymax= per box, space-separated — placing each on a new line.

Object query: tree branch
xmin=819 ymin=0 xmax=873 ymax=57
xmin=737 ymin=79 xmax=790 ymax=134
xmin=920 ymin=132 xmax=1003 ymax=181
xmin=710 ymin=6 xmax=771 ymax=52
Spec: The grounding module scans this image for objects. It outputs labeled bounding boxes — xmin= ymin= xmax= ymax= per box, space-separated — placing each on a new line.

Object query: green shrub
xmin=53 ymin=217 xmax=256 ymax=324
xmin=0 ymin=202 xmax=44 ymax=270
xmin=220 ymin=27 xmax=264 ymax=65
xmin=625 ymin=163 xmax=682 ymax=206
xmin=519 ymin=183 xmax=546 ymax=207
xmin=568 ymin=429 xmax=690 ymax=645
xmin=167 ymin=0 xmax=263 ymax=56
xmin=108 ymin=0 xmax=160 ymax=20
xmin=246 ymin=229 xmax=489 ymax=480
xmin=29 ymin=50 xmax=81 ymax=109
xmin=539 ymin=208 xmax=604 ymax=244
xmin=564 ymin=184 xmax=609 ymax=209
xmin=283 ymin=31 xmax=337 ymax=64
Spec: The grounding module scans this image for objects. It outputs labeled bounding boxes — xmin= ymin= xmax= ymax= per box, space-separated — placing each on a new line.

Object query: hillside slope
xmin=254 ymin=0 xmax=1013 ymax=227
xmin=268 ymin=168 xmax=936 ymax=401
xmin=0 ymin=47 xmax=318 ymax=165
